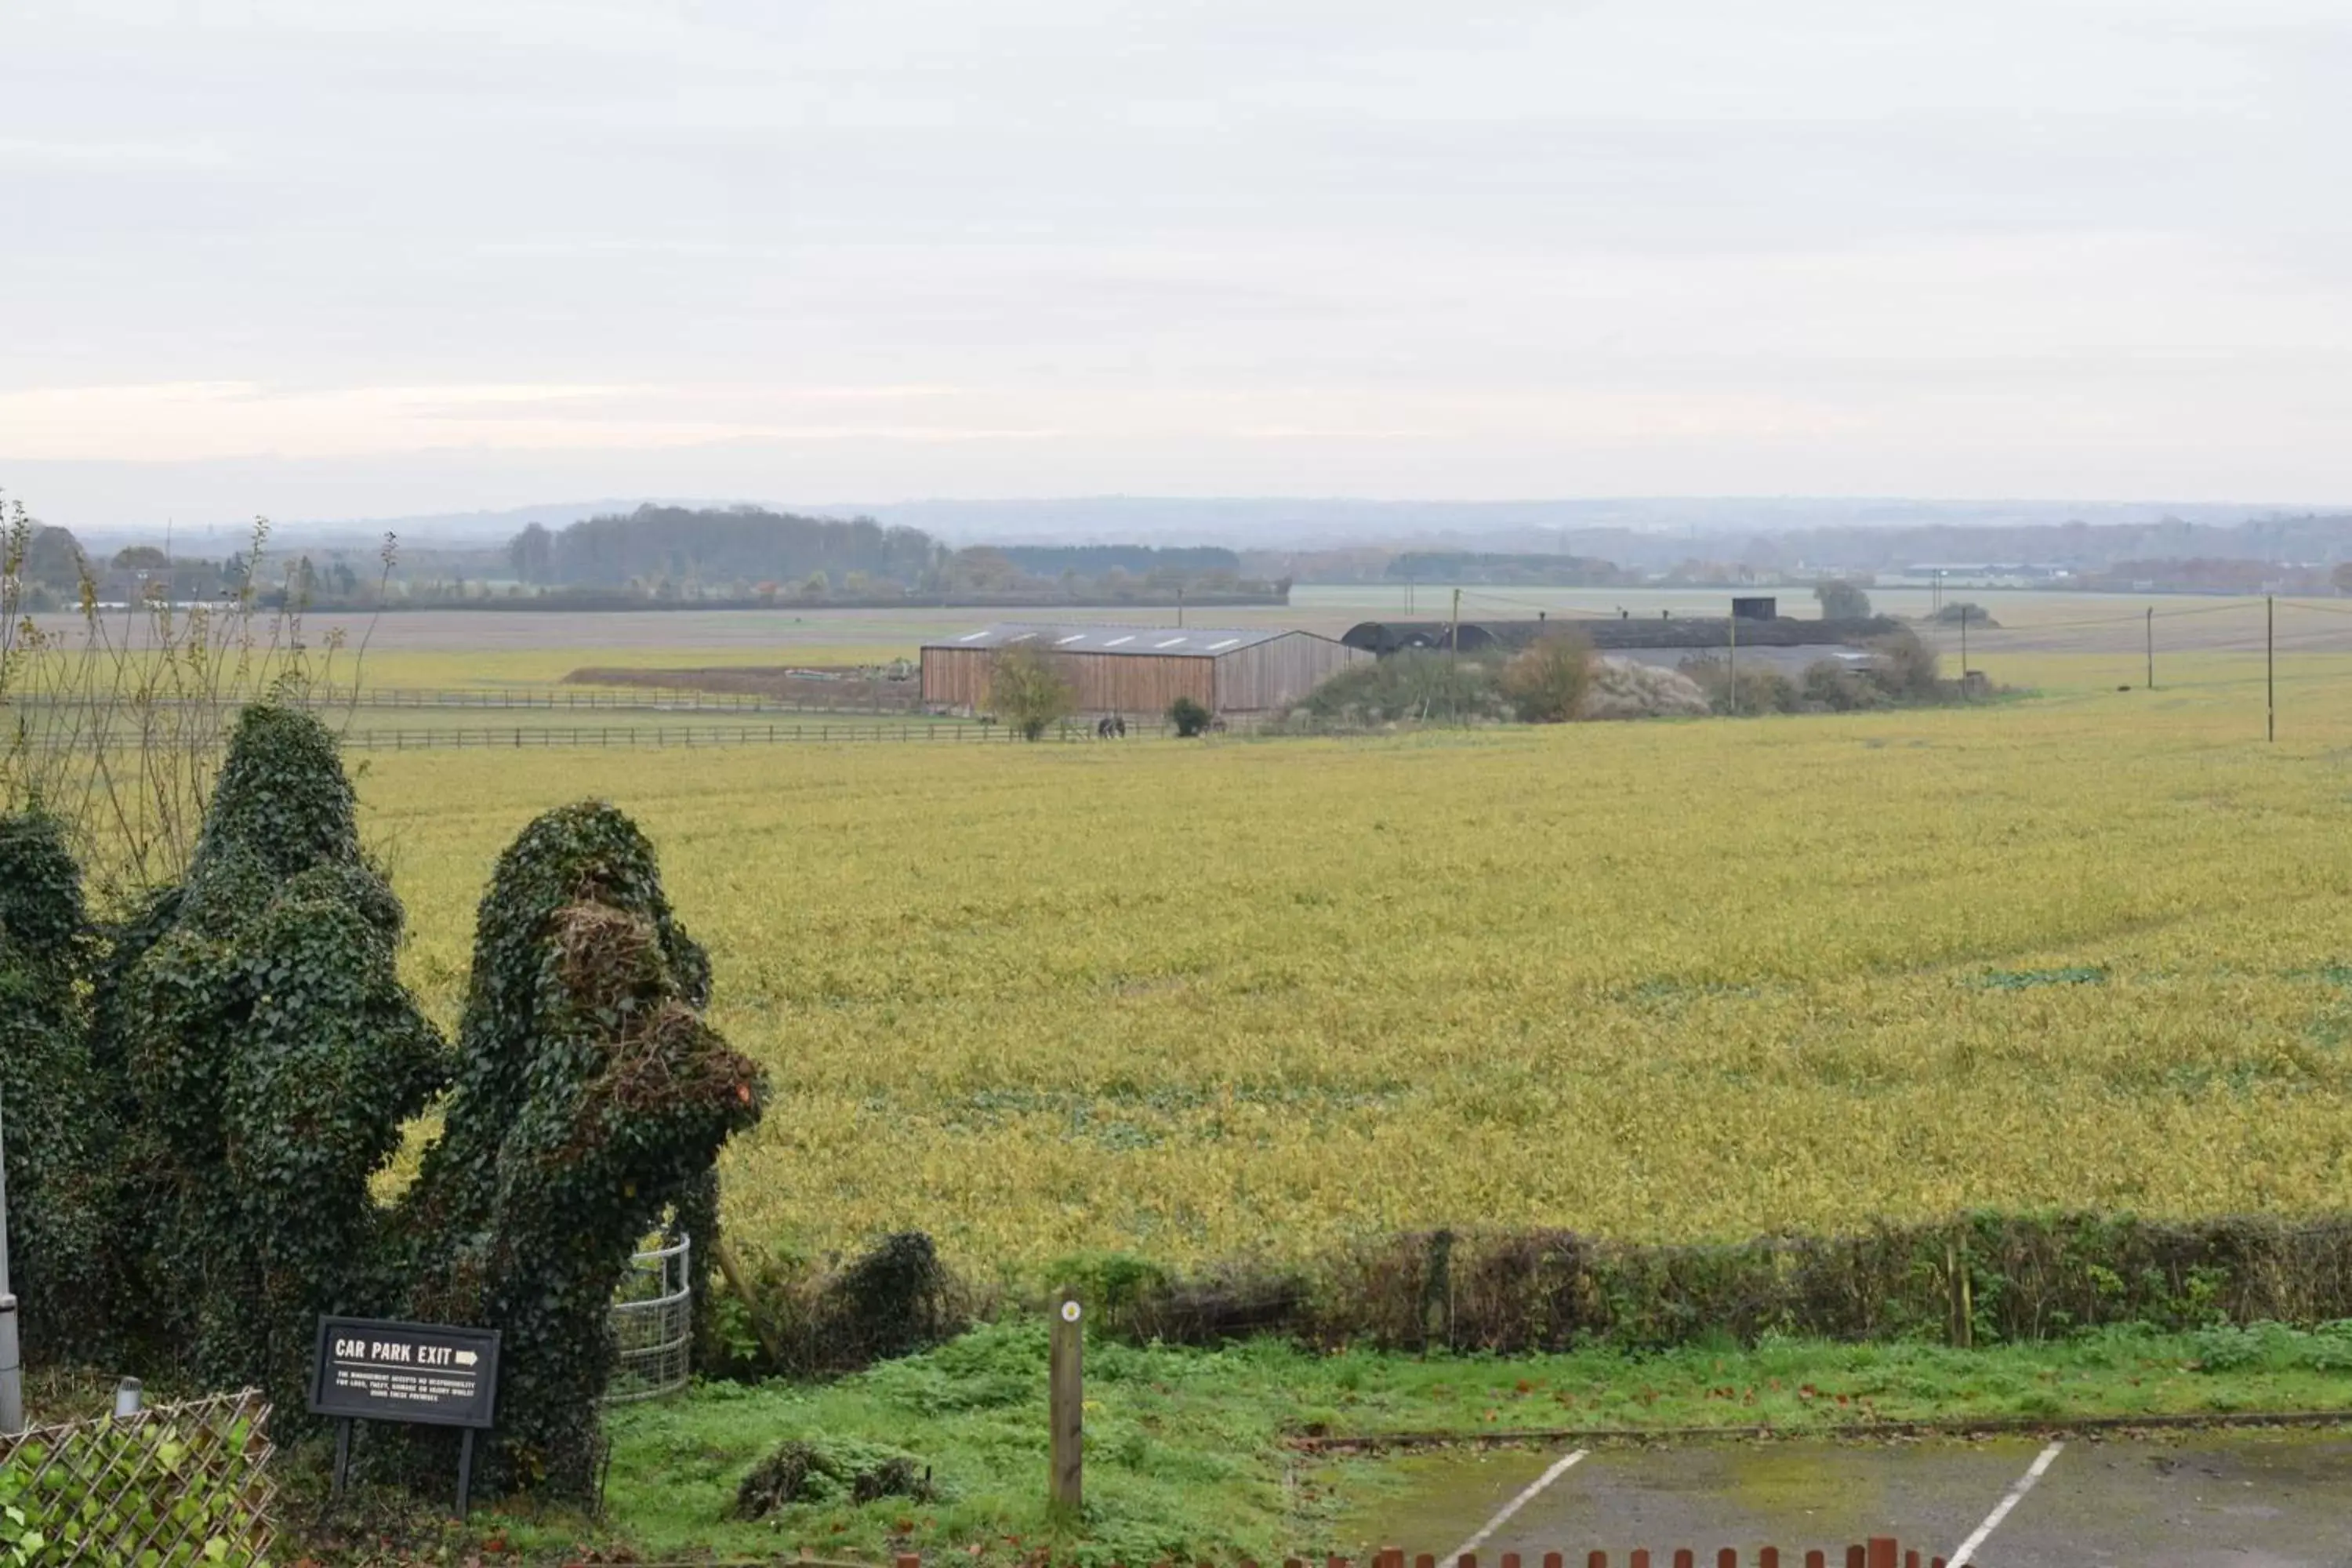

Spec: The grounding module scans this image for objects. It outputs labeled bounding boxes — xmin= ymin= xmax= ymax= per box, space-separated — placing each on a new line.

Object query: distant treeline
xmin=1384 ymin=550 xmax=1641 ymax=587
xmin=498 ymin=506 xmax=1279 ymax=602
xmin=995 ymin=544 xmax=1240 ymax=577
xmin=510 ymin=505 xmax=934 ymax=590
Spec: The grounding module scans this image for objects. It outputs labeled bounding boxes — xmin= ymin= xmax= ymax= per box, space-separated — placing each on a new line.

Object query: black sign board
xmin=309 ymin=1316 xmax=501 ymax=1430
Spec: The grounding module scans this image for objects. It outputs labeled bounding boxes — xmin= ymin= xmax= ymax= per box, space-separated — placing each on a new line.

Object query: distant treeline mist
xmin=24 ymin=497 xmax=2352 ymax=613
xmin=500 ymin=505 xmax=1273 ymax=600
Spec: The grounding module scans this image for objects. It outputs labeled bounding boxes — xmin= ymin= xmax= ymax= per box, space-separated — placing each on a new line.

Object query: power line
xmin=1449 ymin=587 xmax=1617 ymax=618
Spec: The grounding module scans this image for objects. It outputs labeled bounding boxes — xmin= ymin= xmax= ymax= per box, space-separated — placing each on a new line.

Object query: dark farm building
xmin=920 ymin=624 xmax=1367 ymax=719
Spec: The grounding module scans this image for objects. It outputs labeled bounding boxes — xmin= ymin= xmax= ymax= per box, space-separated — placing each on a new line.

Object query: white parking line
xmin=1947 ymin=1441 xmax=2064 ymax=1566
xmin=1445 ymin=1449 xmax=1588 ymax=1562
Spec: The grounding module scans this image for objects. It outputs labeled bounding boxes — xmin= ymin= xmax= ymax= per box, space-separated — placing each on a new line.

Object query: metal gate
xmin=606 ymin=1234 xmax=692 ymax=1402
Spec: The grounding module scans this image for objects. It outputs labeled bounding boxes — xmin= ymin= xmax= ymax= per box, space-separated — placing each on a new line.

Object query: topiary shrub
xmin=394 ymin=800 xmax=765 ymax=1496
xmin=8 ymin=709 xmax=768 ymax=1511
xmin=104 ymin=706 xmax=452 ymax=1408
xmin=0 ymin=810 xmax=118 ymax=1361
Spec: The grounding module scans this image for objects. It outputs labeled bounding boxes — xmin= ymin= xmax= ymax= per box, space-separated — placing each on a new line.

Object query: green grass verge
xmin=448 ymin=1320 xmax=2352 ymax=1566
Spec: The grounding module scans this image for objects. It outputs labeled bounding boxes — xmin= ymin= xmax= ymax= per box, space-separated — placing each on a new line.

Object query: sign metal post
xmin=310 ymin=1316 xmax=502 ymax=1518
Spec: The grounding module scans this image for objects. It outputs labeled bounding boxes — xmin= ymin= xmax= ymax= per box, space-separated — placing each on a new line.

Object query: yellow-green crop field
xmin=349 ymin=642 xmax=2352 ymax=1282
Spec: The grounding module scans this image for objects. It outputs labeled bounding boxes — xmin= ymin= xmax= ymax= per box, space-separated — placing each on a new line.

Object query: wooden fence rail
xmin=338 ymin=721 xmax=1168 ymax=750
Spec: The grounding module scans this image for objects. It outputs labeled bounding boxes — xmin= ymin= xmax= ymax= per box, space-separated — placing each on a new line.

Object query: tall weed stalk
xmin=2 ymin=492 xmax=391 ymax=904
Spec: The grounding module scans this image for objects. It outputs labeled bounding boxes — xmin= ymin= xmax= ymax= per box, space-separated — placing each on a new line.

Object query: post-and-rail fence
xmin=335 ymin=720 xmax=1180 ymax=750
xmin=0 ymin=1388 xmax=276 ymax=1565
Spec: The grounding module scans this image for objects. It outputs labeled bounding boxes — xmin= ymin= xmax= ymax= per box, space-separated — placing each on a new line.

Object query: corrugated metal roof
xmin=919 ymin=623 xmax=1304 ymax=658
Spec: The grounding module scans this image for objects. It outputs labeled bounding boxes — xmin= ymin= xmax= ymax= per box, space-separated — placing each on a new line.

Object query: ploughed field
xmin=361 ymin=650 xmax=2352 ymax=1282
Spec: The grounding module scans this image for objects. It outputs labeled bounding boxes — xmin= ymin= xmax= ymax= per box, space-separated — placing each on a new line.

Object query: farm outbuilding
xmin=920 ymin=624 xmax=1368 ymax=718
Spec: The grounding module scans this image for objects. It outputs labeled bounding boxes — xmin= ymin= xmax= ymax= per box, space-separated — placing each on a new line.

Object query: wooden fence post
xmin=1049 ymin=1290 xmax=1083 ymax=1515
xmin=1867 ymin=1543 xmax=1896 ymax=1568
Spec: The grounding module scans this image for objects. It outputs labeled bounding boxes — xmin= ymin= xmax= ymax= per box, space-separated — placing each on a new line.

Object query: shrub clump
xmin=818 ymin=1231 xmax=960 ymax=1370
xmin=1287 ymin=652 xmax=1501 ymax=729
xmin=1867 ymin=626 xmax=1945 ymax=701
xmin=1578 ymin=658 xmax=1710 ymax=720
xmin=1801 ymin=659 xmax=1886 ymax=712
xmin=731 ymin=1439 xmax=936 ymax=1520
xmin=1682 ymin=657 xmax=1802 ymax=715
xmin=1497 ymin=633 xmax=1595 ymax=723
xmin=1167 ymin=695 xmax=1213 ymax=737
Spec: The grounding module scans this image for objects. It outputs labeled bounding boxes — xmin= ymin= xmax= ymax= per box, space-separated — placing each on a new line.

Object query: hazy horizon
xmin=9 ymin=1 xmax=2351 ymax=529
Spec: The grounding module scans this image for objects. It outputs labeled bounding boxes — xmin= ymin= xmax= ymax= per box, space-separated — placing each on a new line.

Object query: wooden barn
xmin=920 ymin=624 xmax=1368 ymax=717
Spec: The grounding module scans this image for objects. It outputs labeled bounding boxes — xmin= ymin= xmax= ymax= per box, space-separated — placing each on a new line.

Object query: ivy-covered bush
xmin=102 ymin=706 xmax=452 ymax=1410
xmin=4 ymin=706 xmax=764 ymax=1506
xmin=395 ymin=801 xmax=765 ymax=1494
xmin=0 ymin=811 xmax=115 ymax=1362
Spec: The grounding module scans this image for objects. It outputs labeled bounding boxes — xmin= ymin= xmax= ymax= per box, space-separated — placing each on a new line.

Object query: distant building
xmin=1341 ymin=609 xmax=1887 ymax=681
xmin=920 ymin=624 xmax=1368 ymax=717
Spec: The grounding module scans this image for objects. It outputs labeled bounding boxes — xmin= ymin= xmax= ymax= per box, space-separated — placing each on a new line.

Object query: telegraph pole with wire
xmin=2268 ymin=595 xmax=2276 ymax=742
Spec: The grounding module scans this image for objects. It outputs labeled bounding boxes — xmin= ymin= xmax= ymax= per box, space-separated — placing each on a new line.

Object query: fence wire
xmin=0 ymin=1389 xmax=276 ymax=1566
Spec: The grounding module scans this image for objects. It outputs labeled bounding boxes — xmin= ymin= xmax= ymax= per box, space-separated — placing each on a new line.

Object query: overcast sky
xmin=5 ymin=0 xmax=2350 ymax=529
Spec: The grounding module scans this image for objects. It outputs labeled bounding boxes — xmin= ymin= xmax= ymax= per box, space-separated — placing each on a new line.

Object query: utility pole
xmin=0 ymin=1094 xmax=23 ymax=1435
xmin=2146 ymin=606 xmax=2154 ymax=691
xmin=1175 ymin=586 xmax=1184 ymax=629
xmin=1448 ymin=588 xmax=1462 ymax=726
xmin=1727 ymin=605 xmax=1738 ymax=716
xmin=2267 ymin=595 xmax=2276 ymax=742
xmin=1958 ymin=604 xmax=1969 ymax=684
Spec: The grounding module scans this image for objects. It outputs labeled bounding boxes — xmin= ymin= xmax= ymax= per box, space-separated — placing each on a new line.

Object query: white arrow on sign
xmin=454 ymin=1350 xmax=478 ymax=1367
